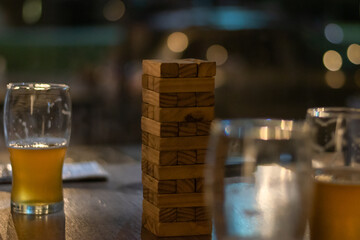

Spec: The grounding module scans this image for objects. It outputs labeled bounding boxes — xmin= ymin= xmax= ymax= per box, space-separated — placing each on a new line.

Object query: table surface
xmin=0 ymin=145 xmax=211 ymax=240
xmin=0 ymin=145 xmax=311 ymax=240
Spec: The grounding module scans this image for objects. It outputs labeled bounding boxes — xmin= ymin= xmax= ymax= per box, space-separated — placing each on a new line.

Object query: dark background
xmin=0 ymin=0 xmax=359 ymax=145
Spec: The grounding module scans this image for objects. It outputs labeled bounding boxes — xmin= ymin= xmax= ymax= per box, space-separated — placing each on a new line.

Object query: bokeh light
xmin=323 ymin=50 xmax=342 ymax=71
xmin=325 ymin=70 xmax=346 ymax=89
xmin=103 ymin=0 xmax=126 ymax=22
xmin=206 ymin=44 xmax=228 ymax=66
xmin=167 ymin=32 xmax=189 ymax=53
xmin=324 ymin=23 xmax=344 ymax=44
xmin=347 ymin=43 xmax=360 ymax=65
xmin=22 ymin=0 xmax=42 ymax=24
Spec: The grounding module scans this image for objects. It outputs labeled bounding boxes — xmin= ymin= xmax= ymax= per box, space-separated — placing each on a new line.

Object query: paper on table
xmin=0 ymin=161 xmax=109 ymax=183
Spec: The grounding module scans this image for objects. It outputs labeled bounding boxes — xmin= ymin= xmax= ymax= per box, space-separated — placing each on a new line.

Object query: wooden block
xmin=196 ymin=150 xmax=207 ymax=164
xmin=142 ymin=89 xmax=177 ymax=108
xmin=148 ymin=104 xmax=154 ymax=119
xmin=143 ymin=187 xmax=206 ymax=208
xmin=177 ymin=93 xmax=196 ymax=107
xmin=142 ymin=214 xmax=212 ymax=237
xmin=177 ymin=207 xmax=196 ymax=222
xmin=196 ymin=122 xmax=211 ymax=136
xmin=196 ymin=92 xmax=215 ymax=107
xmin=178 ymin=61 xmax=198 ymax=78
xmin=143 ymin=174 xmax=176 ymax=194
xmin=196 ymin=207 xmax=211 ymax=221
xmin=142 ymin=103 xmax=148 ymax=118
xmin=176 ymin=179 xmax=196 ymax=193
xmin=143 ymin=199 xmax=176 ymax=223
xmin=146 ymin=133 xmax=209 ymax=151
xmin=141 ymin=227 xmax=212 ymax=240
xmin=179 ymin=122 xmax=197 ymax=137
xmin=142 ymin=145 xmax=177 ymax=166
xmin=177 ymin=150 xmax=196 ymax=165
xmin=153 ymin=106 xmax=214 ymax=123
xmin=143 ymin=60 xmax=179 ymax=77
xmin=141 ymin=117 xmax=178 ymax=137
xmin=145 ymin=163 xmax=206 ymax=180
xmin=195 ymin=178 xmax=204 ymax=193
xmin=142 ymin=132 xmax=149 ymax=146
xmin=141 ymin=159 xmax=148 ymax=174
xmin=184 ymin=59 xmax=216 ymax=77
xmin=147 ymin=75 xmax=154 ymax=90
xmin=145 ymin=75 xmax=214 ymax=93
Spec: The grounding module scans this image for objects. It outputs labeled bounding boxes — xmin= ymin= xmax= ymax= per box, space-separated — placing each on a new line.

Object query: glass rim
xmin=307 ymin=107 xmax=360 ymax=118
xmin=7 ymin=83 xmax=69 ymax=90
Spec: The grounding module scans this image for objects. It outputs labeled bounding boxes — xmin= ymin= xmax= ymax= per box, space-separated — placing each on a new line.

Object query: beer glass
xmin=306 ymin=107 xmax=360 ymax=240
xmin=206 ymin=119 xmax=312 ymax=240
xmin=3 ymin=83 xmax=71 ymax=215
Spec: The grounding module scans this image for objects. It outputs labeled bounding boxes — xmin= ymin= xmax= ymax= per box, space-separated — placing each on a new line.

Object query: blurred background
xmin=0 ymin=0 xmax=359 ymax=146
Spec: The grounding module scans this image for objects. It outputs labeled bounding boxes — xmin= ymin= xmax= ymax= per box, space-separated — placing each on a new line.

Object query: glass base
xmin=11 ymin=201 xmax=63 ymax=215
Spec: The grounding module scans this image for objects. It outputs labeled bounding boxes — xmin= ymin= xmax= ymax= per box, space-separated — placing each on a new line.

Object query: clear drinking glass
xmin=206 ymin=119 xmax=312 ymax=240
xmin=3 ymin=83 xmax=71 ymax=215
xmin=305 ymin=107 xmax=360 ymax=240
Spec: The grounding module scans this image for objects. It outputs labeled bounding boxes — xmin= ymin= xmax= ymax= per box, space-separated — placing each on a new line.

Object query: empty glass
xmin=206 ymin=119 xmax=312 ymax=240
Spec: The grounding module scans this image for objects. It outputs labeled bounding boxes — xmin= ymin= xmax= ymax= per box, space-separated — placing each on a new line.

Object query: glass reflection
xmin=11 ymin=212 xmax=65 ymax=240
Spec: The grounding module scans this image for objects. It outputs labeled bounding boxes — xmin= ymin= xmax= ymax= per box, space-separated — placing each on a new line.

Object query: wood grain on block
xmin=178 ymin=61 xmax=198 ymax=78
xmin=147 ymin=104 xmax=155 ymax=119
xmin=195 ymin=178 xmax=204 ymax=193
xmin=142 ymin=174 xmax=176 ymax=194
xmin=142 ymin=214 xmax=212 ymax=236
xmin=196 ymin=92 xmax=215 ymax=107
xmin=196 ymin=149 xmax=207 ymax=164
xmin=147 ymin=75 xmax=154 ymax=90
xmin=153 ymin=106 xmax=214 ymax=123
xmin=143 ymin=199 xmax=176 ymax=223
xmin=142 ymin=60 xmax=179 ymax=77
xmin=177 ymin=93 xmax=196 ymax=107
xmin=143 ymin=187 xmax=206 ymax=208
xmin=177 ymin=207 xmax=196 ymax=222
xmin=177 ymin=150 xmax=196 ymax=165
xmin=184 ymin=59 xmax=216 ymax=77
xmin=142 ymin=145 xmax=177 ymax=166
xmin=196 ymin=207 xmax=211 ymax=221
xmin=142 ymin=89 xmax=177 ymax=108
xmin=196 ymin=122 xmax=212 ymax=136
xmin=142 ymin=132 xmax=149 ymax=146
xmin=149 ymin=75 xmax=215 ymax=93
xmin=141 ymin=227 xmax=212 ymax=240
xmin=176 ymin=179 xmax=196 ymax=193
xmin=147 ymin=133 xmax=209 ymax=151
xmin=141 ymin=159 xmax=148 ymax=173
xmin=151 ymin=164 xmax=206 ymax=180
xmin=142 ymin=103 xmax=148 ymax=118
xmin=178 ymin=122 xmax=197 ymax=137
xmin=141 ymin=117 xmax=178 ymax=137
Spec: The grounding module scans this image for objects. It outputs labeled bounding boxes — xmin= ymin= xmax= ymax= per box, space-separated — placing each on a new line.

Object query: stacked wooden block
xmin=141 ymin=59 xmax=215 ymax=237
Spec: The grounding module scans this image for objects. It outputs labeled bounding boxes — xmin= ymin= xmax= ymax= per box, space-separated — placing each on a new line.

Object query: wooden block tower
xmin=141 ymin=59 xmax=216 ymax=237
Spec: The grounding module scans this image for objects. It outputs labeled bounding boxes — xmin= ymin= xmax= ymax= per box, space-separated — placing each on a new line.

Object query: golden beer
xmin=8 ymin=138 xmax=67 ymax=206
xmin=310 ymin=169 xmax=360 ymax=240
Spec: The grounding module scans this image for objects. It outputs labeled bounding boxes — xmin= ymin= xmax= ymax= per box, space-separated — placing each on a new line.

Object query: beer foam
xmin=8 ymin=137 xmax=67 ymax=149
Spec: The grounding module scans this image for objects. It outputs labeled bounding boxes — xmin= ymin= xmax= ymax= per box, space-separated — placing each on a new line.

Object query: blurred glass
xmin=306 ymin=107 xmax=360 ymax=240
xmin=206 ymin=119 xmax=311 ymax=240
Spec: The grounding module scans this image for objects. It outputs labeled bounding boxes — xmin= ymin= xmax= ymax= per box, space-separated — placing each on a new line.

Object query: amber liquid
xmin=310 ymin=169 xmax=360 ymax=240
xmin=8 ymin=139 xmax=67 ymax=205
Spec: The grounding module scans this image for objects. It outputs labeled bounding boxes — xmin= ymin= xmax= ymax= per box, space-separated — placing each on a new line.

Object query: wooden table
xmin=0 ymin=145 xmax=210 ymax=240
